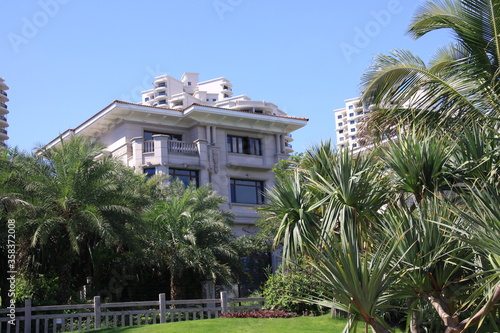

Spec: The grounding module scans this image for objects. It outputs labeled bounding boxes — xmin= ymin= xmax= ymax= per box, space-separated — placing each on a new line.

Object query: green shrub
xmin=261 ymin=257 xmax=327 ymax=315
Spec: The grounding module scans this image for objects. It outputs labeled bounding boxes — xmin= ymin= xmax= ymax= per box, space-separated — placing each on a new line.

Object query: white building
xmin=0 ymin=78 xmax=9 ymax=147
xmin=334 ymin=97 xmax=371 ymax=149
xmin=47 ymin=73 xmax=308 ymax=237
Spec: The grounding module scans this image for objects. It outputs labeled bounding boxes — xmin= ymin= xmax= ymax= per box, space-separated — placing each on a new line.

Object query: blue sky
xmin=1 ymin=0 xmax=451 ymax=153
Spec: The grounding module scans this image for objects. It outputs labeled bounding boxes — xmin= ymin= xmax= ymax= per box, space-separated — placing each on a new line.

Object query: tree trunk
xmin=407 ymin=298 xmax=420 ymax=333
xmin=170 ymin=272 xmax=181 ymax=302
xmin=350 ymin=297 xmax=390 ymax=333
xmin=444 ymin=284 xmax=500 ymax=333
xmin=56 ymin=260 xmax=73 ymax=304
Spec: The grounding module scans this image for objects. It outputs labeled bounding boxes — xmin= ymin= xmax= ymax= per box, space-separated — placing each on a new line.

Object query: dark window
xmin=212 ymin=98 xmax=216 ymax=102
xmin=349 ymin=113 xmax=354 ymax=117
xmin=143 ymin=168 xmax=155 ymax=180
xmin=158 ymin=100 xmax=166 ymax=105
xmin=350 ymin=128 xmax=356 ymax=132
xmin=338 ymin=122 xmax=343 ymax=126
xmin=348 ymin=105 xmax=354 ymax=109
xmin=227 ymin=136 xmax=261 ymax=155
xmin=144 ymin=131 xmax=182 ymax=141
xmin=188 ymin=82 xmax=191 ymax=86
xmin=351 ymin=136 xmax=356 ymax=140
xmin=230 ymin=179 xmax=264 ymax=205
xmin=339 ymin=130 xmax=344 ymax=134
xmin=349 ymin=120 xmax=355 ymax=124
xmin=357 ymin=111 xmax=363 ymax=115
xmin=353 ymin=143 xmax=358 ymax=148
xmin=337 ymin=115 xmax=342 ymax=119
xmin=145 ymin=97 xmax=150 ymax=102
xmin=169 ymin=168 xmax=199 ymax=186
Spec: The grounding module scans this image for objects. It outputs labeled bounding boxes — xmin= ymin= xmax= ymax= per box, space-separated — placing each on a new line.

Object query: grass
xmin=84 ymin=315 xmax=374 ymax=333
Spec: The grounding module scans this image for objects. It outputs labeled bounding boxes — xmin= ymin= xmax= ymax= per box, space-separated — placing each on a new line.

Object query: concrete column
xmin=130 ymin=137 xmax=143 ymax=170
xmin=206 ymin=125 xmax=211 ymax=144
xmin=153 ymin=134 xmax=169 ymax=166
xmin=212 ymin=126 xmax=217 ymax=145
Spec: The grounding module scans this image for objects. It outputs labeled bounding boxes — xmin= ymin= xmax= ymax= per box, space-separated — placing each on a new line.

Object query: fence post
xmin=24 ymin=299 xmax=31 ymax=333
xmin=159 ymin=293 xmax=166 ymax=324
xmin=220 ymin=291 xmax=228 ymax=314
xmin=94 ymin=296 xmax=101 ymax=329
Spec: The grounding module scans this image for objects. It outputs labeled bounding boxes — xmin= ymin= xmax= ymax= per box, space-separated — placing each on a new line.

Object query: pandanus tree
xmin=262 ymin=1 xmax=500 ymax=331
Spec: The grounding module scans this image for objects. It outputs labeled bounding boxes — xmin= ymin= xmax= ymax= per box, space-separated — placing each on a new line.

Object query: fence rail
xmin=0 ymin=292 xmax=264 ymax=333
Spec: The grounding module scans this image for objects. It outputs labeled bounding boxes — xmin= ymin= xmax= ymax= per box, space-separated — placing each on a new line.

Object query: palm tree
xmin=144 ymin=179 xmax=239 ymax=300
xmin=13 ymin=137 xmax=148 ymax=303
xmin=360 ymin=0 xmax=500 ymax=141
xmin=0 ymin=147 xmax=33 ymax=306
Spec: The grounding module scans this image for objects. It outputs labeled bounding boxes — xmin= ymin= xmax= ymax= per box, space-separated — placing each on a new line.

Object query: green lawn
xmin=84 ymin=315 xmax=377 ymax=333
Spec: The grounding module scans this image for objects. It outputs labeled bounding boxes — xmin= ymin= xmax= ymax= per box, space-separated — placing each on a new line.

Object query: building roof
xmin=46 ymin=100 xmax=308 ymax=148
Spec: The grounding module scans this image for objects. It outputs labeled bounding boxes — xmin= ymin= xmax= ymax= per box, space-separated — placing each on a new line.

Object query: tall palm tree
xmin=13 ymin=137 xmax=148 ymax=303
xmin=144 ymin=179 xmax=239 ymax=300
xmin=0 ymin=148 xmax=33 ymax=306
xmin=360 ymin=0 xmax=500 ymax=141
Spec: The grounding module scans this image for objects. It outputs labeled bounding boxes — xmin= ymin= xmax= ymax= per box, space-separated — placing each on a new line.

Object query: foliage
xmin=360 ymin=0 xmax=500 ymax=142
xmin=262 ymin=257 xmax=327 ymax=316
xmin=13 ymin=272 xmax=61 ymax=306
xmin=143 ymin=179 xmax=240 ymax=300
xmin=263 ymin=130 xmax=500 ymax=331
xmin=220 ymin=310 xmax=297 ymax=318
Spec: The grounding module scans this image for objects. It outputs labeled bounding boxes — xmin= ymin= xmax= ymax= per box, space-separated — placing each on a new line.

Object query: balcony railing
xmin=0 ymin=103 xmax=6 ymax=108
xmin=143 ymin=140 xmax=154 ymax=153
xmin=143 ymin=140 xmax=198 ymax=155
xmin=0 ymin=115 xmax=6 ymax=122
xmin=0 ymin=129 xmax=7 ymax=134
xmin=168 ymin=141 xmax=198 ymax=155
xmin=0 ymin=91 xmax=7 ymax=97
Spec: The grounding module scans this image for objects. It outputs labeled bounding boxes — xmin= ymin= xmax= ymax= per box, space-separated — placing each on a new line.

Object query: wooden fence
xmin=0 ymin=292 xmax=265 ymax=333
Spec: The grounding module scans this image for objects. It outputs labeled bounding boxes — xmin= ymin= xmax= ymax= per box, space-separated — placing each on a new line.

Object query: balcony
xmin=0 ymin=103 xmax=7 ymax=114
xmin=143 ymin=140 xmax=198 ymax=155
xmin=0 ymin=128 xmax=8 ymax=140
xmin=0 ymin=115 xmax=7 ymax=127
xmin=0 ymin=91 xmax=6 ymax=97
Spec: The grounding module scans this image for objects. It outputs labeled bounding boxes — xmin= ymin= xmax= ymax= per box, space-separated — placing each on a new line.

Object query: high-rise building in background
xmin=0 ymin=78 xmax=9 ymax=147
xmin=334 ymin=97 xmax=370 ymax=150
